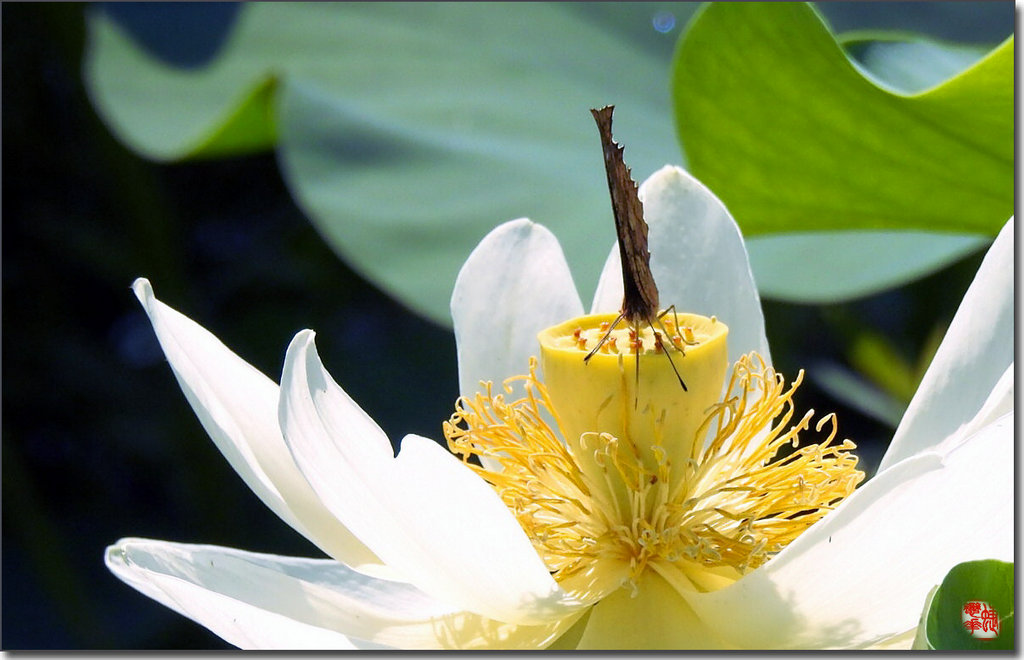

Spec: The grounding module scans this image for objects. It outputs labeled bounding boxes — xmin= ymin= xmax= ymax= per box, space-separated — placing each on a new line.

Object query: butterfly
xmin=588 ymin=105 xmax=688 ymax=392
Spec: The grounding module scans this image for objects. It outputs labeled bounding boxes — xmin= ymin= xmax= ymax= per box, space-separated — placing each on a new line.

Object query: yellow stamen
xmin=443 ymin=312 xmax=863 ymax=600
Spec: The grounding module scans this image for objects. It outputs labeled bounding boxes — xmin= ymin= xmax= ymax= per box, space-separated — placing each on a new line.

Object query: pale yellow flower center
xmin=444 ymin=312 xmax=863 ymax=602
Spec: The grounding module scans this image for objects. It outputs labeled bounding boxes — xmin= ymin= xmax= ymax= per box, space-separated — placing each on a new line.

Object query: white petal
xmin=924 ymin=362 xmax=1013 ymax=460
xmin=590 ymin=166 xmax=770 ymax=366
xmin=958 ymin=363 xmax=1014 ymax=441
xmin=868 ymin=628 xmax=916 ymax=650
xmin=106 ymin=539 xmax=581 ymax=649
xmin=131 ymin=279 xmax=385 ymax=574
xmin=682 ymin=411 xmax=1013 ymax=649
xmin=278 ymin=330 xmax=583 ymax=624
xmin=451 ymin=219 xmax=583 ymax=399
xmin=880 ymin=218 xmax=1014 ymax=470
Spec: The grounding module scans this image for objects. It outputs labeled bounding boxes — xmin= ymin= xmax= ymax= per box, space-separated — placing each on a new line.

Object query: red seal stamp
xmin=962 ymin=601 xmax=1000 ymax=640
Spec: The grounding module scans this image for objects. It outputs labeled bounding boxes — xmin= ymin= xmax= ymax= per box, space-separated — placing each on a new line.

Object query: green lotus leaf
xmin=672 ymin=2 xmax=1011 ymax=237
xmin=673 ymin=3 xmax=1011 ymax=303
xmin=915 ymin=559 xmax=1014 ymax=650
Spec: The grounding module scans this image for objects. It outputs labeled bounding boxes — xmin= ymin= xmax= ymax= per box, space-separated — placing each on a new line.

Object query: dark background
xmin=2 ymin=2 xmax=1012 ymax=649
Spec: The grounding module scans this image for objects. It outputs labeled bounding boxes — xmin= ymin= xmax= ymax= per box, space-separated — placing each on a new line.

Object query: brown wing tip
xmin=591 ymin=105 xmax=614 ymax=126
xmin=592 ymin=106 xmax=633 ymax=182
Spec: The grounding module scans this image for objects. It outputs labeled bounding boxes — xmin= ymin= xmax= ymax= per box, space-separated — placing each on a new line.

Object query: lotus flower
xmin=106 ymin=167 xmax=1013 ymax=649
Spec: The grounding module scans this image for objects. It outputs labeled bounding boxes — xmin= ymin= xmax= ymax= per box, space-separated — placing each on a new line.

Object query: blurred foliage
xmin=811 ymin=320 xmax=947 ymax=428
xmin=0 ymin=1 xmax=1008 ymax=650
xmin=83 ymin=3 xmax=1012 ymax=325
xmin=842 ymin=33 xmax=993 ymax=93
xmin=84 ymin=2 xmax=693 ymax=324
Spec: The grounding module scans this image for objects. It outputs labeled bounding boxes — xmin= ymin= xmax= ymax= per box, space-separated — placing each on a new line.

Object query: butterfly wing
xmin=590 ymin=105 xmax=660 ymax=327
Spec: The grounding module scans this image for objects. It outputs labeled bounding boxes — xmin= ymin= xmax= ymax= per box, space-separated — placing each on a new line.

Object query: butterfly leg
xmin=584 ymin=312 xmax=626 ymax=363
